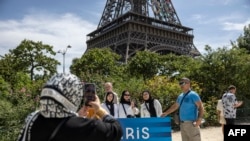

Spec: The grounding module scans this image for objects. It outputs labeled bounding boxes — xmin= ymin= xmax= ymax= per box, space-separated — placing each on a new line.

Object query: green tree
xmin=235 ymin=24 xmax=250 ymax=52
xmin=0 ymin=72 xmax=41 ymax=141
xmin=70 ymin=48 xmax=121 ymax=79
xmin=0 ymin=54 xmax=17 ymax=89
xmin=70 ymin=48 xmax=123 ymax=99
xmin=191 ymin=45 xmax=250 ymax=101
xmin=128 ymin=51 xmax=160 ymax=82
xmin=159 ymin=53 xmax=200 ymax=79
xmin=9 ymin=39 xmax=59 ymax=80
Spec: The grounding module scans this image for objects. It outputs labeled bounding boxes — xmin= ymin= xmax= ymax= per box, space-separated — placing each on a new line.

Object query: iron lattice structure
xmin=86 ymin=0 xmax=200 ymax=63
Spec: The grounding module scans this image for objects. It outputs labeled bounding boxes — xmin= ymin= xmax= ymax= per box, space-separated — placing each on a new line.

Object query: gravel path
xmin=171 ymin=126 xmax=223 ymax=141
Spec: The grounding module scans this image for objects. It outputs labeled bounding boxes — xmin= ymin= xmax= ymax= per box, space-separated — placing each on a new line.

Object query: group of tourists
xmin=79 ymin=82 xmax=163 ymax=119
xmin=17 ymin=73 xmax=207 ymax=141
xmin=79 ymin=78 xmax=205 ymax=141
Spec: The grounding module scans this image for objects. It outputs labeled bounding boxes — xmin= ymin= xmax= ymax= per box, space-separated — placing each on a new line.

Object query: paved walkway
xmin=171 ymin=126 xmax=223 ymax=141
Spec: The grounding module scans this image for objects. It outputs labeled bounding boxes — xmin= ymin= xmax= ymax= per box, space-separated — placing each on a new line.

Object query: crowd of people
xmin=17 ymin=73 xmax=243 ymax=141
xmin=80 ymin=77 xmax=205 ymax=141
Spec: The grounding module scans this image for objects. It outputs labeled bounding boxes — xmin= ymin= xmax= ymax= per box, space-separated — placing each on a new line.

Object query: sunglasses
xmin=179 ymin=82 xmax=186 ymax=86
xmin=124 ymin=94 xmax=130 ymax=96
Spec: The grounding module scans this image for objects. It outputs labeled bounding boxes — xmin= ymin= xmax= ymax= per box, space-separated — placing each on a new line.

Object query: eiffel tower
xmin=86 ymin=0 xmax=200 ymax=63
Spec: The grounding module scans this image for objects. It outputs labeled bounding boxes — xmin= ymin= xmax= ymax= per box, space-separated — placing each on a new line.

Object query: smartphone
xmin=84 ymin=83 xmax=96 ymax=106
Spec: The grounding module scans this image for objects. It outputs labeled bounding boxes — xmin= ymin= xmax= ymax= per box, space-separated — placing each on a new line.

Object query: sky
xmin=0 ymin=0 xmax=250 ymax=73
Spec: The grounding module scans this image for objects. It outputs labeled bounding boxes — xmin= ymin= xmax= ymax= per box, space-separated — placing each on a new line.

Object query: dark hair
xmin=120 ymin=90 xmax=131 ymax=104
xmin=142 ymin=90 xmax=152 ymax=100
xmin=105 ymin=91 xmax=114 ymax=103
xmin=105 ymin=91 xmax=115 ymax=116
xmin=142 ymin=90 xmax=157 ymax=117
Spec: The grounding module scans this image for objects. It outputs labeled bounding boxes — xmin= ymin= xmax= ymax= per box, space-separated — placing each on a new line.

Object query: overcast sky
xmin=0 ymin=0 xmax=249 ymax=73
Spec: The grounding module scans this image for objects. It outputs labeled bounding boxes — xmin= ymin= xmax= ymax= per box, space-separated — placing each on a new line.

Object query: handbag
xmin=174 ymin=90 xmax=190 ymax=125
xmin=173 ymin=112 xmax=180 ymax=125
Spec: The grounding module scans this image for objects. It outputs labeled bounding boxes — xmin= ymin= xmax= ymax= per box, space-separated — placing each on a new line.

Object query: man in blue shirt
xmin=161 ymin=77 xmax=204 ymax=141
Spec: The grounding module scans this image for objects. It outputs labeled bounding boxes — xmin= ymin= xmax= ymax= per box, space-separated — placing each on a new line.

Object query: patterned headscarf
xmin=39 ymin=73 xmax=83 ymax=118
xmin=17 ymin=73 xmax=84 ymax=141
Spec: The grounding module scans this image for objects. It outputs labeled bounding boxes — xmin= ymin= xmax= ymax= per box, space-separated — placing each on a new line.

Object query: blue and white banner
xmin=117 ymin=117 xmax=172 ymax=141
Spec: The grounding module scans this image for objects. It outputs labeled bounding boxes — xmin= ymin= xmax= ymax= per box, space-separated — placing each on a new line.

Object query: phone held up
xmin=83 ymin=83 xmax=96 ymax=106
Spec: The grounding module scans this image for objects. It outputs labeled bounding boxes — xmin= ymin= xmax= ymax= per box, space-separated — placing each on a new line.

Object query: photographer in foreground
xmin=17 ymin=73 xmax=123 ymax=141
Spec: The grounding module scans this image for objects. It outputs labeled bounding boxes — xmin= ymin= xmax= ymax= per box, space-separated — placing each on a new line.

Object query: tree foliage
xmin=236 ymin=24 xmax=250 ymax=52
xmin=70 ymin=48 xmax=121 ymax=79
xmin=9 ymin=39 xmax=59 ymax=80
xmin=128 ymin=51 xmax=160 ymax=82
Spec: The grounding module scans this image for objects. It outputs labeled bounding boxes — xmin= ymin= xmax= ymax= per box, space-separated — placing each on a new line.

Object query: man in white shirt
xmin=104 ymin=82 xmax=119 ymax=104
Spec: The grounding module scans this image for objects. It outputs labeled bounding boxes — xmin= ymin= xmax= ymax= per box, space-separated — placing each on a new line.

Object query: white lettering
xmin=136 ymin=127 xmax=139 ymax=139
xmin=126 ymin=128 xmax=134 ymax=139
xmin=241 ymin=129 xmax=246 ymax=136
xmin=235 ymin=129 xmax=240 ymax=136
xmin=142 ymin=127 xmax=150 ymax=139
xmin=122 ymin=127 xmax=150 ymax=140
xmin=228 ymin=129 xmax=247 ymax=136
xmin=228 ymin=129 xmax=235 ymax=136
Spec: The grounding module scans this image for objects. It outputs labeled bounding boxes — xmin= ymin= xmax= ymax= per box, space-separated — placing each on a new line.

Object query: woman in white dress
xmin=140 ymin=90 xmax=162 ymax=117
xmin=101 ymin=91 xmax=118 ymax=118
xmin=118 ymin=90 xmax=139 ymax=118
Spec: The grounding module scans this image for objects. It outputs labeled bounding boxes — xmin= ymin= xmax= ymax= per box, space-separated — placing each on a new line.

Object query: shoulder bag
xmin=174 ymin=90 xmax=190 ymax=125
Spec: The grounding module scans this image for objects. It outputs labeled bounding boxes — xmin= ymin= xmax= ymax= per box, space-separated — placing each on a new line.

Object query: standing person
xmin=161 ymin=77 xmax=204 ymax=141
xmin=216 ymin=96 xmax=226 ymax=134
xmin=101 ymin=91 xmax=119 ymax=118
xmin=118 ymin=90 xmax=139 ymax=118
xmin=140 ymin=90 xmax=162 ymax=117
xmin=17 ymin=73 xmax=122 ymax=141
xmin=104 ymin=82 xmax=119 ymax=104
xmin=222 ymin=85 xmax=243 ymax=125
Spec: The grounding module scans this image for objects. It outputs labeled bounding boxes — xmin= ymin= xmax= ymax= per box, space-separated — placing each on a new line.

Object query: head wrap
xmin=142 ymin=90 xmax=157 ymax=117
xmin=120 ymin=90 xmax=131 ymax=105
xmin=39 ymin=73 xmax=83 ymax=118
xmin=105 ymin=92 xmax=115 ymax=116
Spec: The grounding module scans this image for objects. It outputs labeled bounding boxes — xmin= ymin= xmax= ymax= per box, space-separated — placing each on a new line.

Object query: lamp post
xmin=58 ymin=45 xmax=71 ymax=73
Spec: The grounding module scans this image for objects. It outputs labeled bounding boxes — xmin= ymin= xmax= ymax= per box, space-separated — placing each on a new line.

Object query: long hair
xmin=120 ymin=90 xmax=131 ymax=105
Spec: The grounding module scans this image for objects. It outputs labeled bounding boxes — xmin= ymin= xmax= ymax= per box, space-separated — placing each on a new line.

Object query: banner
xmin=117 ymin=117 xmax=172 ymax=141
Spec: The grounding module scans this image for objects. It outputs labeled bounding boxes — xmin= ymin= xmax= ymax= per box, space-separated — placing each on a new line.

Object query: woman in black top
xmin=17 ymin=73 xmax=123 ymax=141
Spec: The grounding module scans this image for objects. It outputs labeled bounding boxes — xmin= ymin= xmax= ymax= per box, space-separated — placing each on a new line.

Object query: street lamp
xmin=58 ymin=45 xmax=71 ymax=73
